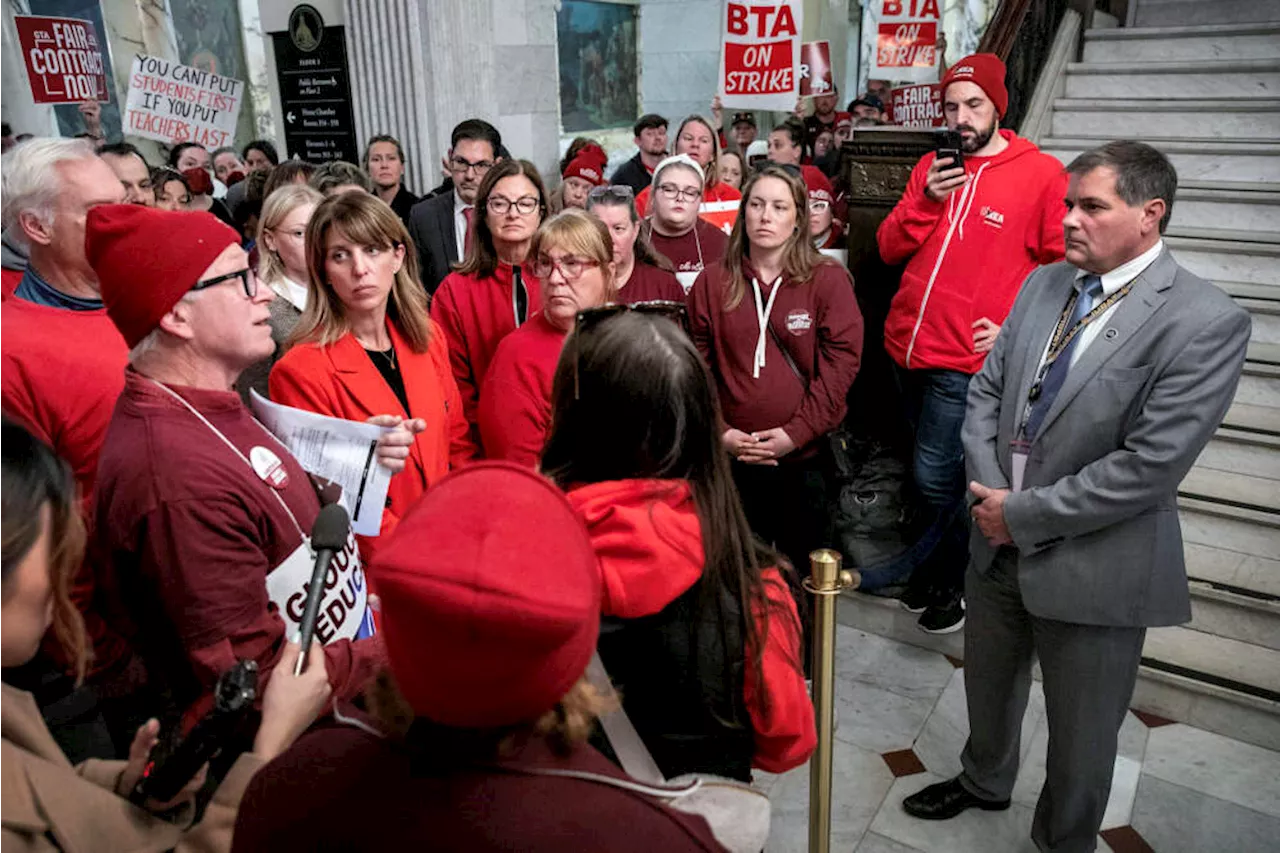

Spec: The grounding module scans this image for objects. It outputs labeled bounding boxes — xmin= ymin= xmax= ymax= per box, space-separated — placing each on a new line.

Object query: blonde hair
xmin=529 ymin=209 xmax=620 ymax=304
xmin=674 ymin=115 xmax=722 ymax=188
xmin=721 ymin=164 xmax=839 ymax=311
xmin=257 ymin=184 xmax=324 ymax=287
xmin=290 ymin=193 xmax=432 ymax=353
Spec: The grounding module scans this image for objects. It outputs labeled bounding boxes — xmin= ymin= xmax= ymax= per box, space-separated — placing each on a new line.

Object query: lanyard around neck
xmin=751 ymin=276 xmax=783 ymax=379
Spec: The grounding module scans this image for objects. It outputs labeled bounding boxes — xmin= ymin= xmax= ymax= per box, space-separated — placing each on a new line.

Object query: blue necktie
xmin=1023 ymin=274 xmax=1104 ymax=442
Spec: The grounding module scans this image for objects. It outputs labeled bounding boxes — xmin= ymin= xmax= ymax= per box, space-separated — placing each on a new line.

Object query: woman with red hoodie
xmin=541 ymin=308 xmax=816 ymax=781
xmin=430 ymin=159 xmax=547 ymax=453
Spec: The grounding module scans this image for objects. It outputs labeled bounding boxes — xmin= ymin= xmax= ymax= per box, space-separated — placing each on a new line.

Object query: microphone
xmin=294 ymin=503 xmax=351 ymax=675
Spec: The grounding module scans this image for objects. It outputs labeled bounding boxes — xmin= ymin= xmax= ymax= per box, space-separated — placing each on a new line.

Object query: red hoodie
xmin=878 ymin=130 xmax=1066 ymax=374
xmin=477 ymin=311 xmax=566 ymax=468
xmin=567 ymin=479 xmax=816 ymax=774
xmin=430 ymin=262 xmax=542 ymax=453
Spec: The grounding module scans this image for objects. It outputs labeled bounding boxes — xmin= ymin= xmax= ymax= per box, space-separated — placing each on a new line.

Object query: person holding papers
xmin=270 ymin=192 xmax=475 ymax=558
xmin=89 ymin=205 xmax=398 ymax=724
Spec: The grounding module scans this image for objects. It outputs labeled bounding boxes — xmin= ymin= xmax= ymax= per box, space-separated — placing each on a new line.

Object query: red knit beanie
xmin=942 ymin=53 xmax=1008 ymax=118
xmin=369 ymin=462 xmax=602 ymax=728
xmin=562 ymin=153 xmax=606 ymax=186
xmin=86 ymin=205 xmax=241 ymax=348
xmin=802 ymin=165 xmax=833 ymax=203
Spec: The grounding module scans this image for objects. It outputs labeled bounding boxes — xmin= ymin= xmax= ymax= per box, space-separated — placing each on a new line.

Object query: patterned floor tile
xmin=765 ymin=738 xmax=895 ymax=853
xmin=1142 ymin=723 xmax=1280 ymax=818
xmin=1130 ymin=775 xmax=1280 ymax=853
xmin=868 ymin=772 xmax=1041 ymax=853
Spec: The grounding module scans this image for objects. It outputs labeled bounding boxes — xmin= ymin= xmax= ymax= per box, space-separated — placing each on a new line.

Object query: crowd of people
xmin=0 ymin=48 xmax=1251 ymax=853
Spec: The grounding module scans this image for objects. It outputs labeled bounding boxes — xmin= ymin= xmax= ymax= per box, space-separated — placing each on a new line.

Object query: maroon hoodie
xmin=688 ymin=257 xmax=863 ymax=453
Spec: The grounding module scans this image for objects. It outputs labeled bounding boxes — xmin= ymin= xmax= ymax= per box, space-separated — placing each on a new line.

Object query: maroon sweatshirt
xmin=649 ymin=218 xmax=729 ymax=293
xmin=94 ymin=370 xmax=385 ymax=718
xmin=620 ymin=260 xmax=685 ymax=304
xmin=688 ymin=258 xmax=863 ymax=453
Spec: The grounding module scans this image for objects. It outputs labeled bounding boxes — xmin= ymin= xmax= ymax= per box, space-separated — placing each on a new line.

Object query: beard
xmin=956 ymin=119 xmax=997 ymax=153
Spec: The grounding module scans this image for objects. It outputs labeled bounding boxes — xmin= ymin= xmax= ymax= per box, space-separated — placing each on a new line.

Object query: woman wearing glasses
xmin=585 ymin=185 xmax=684 ymax=303
xmin=634 ymin=115 xmax=741 ymax=230
xmin=540 ymin=308 xmax=816 ymax=781
xmin=688 ymin=164 xmax=863 ymax=605
xmin=645 ymin=155 xmax=729 ymax=293
xmin=237 ymin=184 xmax=324 ymax=400
xmin=477 ymin=210 xmax=616 ymax=468
xmin=270 ymin=193 xmax=474 ymax=557
xmin=431 ymin=159 xmax=548 ymax=453
xmin=803 ymin=166 xmax=845 ymax=254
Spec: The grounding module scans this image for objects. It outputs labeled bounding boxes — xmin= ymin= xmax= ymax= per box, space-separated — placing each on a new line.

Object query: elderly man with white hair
xmin=88 ymin=203 xmax=412 ymax=724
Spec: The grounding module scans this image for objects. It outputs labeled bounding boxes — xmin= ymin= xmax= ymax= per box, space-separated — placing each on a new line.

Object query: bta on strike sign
xmin=14 ymin=15 xmax=108 ymax=104
xmin=125 ymin=55 xmax=243 ymax=148
xmin=872 ymin=0 xmax=942 ymax=84
xmin=890 ymin=83 xmax=944 ymax=127
xmin=718 ymin=1 xmax=804 ymax=112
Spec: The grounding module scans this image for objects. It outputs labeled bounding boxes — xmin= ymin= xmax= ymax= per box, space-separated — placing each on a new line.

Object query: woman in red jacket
xmin=270 ymin=192 xmax=474 ymax=558
xmin=477 ymin=210 xmax=616 ymax=467
xmin=541 ymin=308 xmax=816 ymax=781
xmin=585 ymin=185 xmax=684 ymax=304
xmin=430 ymin=159 xmax=548 ymax=454
xmin=688 ymin=164 xmax=863 ymax=605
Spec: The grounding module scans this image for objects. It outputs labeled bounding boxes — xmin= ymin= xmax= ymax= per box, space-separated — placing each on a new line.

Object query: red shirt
xmin=619 ymin=261 xmax=685 ymax=304
xmin=477 ymin=312 xmax=566 ymax=468
xmin=877 ymin=130 xmax=1067 ymax=373
xmin=688 ymin=258 xmax=864 ymax=452
xmin=2 ymin=297 xmax=131 ymax=675
xmin=94 ymin=371 xmax=385 ymax=717
xmin=567 ymin=478 xmax=816 ymax=774
xmin=649 ymin=219 xmax=729 ymax=294
xmin=430 ymin=262 xmax=542 ymax=454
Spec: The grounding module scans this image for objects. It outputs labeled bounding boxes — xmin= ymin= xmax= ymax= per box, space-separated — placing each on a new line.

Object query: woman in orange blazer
xmin=270 ymin=192 xmax=476 ymax=559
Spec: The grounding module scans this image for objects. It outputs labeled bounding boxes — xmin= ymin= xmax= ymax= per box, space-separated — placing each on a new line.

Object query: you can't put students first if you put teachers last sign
xmin=125 ymin=55 xmax=243 ymax=148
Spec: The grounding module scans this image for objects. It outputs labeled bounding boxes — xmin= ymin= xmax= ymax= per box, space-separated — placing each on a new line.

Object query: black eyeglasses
xmin=191 ymin=267 xmax=257 ymax=299
xmin=588 ymin=184 xmax=635 ymax=202
xmin=572 ymin=300 xmax=689 ymax=399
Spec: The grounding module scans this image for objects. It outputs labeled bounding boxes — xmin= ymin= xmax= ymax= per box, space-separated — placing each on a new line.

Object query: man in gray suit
xmin=902 ymin=140 xmax=1251 ymax=851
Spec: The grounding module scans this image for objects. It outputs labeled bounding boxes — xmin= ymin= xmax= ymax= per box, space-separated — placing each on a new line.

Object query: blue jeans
xmin=896 ymin=367 xmax=972 ymax=597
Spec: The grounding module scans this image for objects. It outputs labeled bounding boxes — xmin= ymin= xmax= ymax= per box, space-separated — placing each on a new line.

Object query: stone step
xmin=1166 ymin=235 xmax=1280 ymax=287
xmin=1166 ymin=225 xmax=1280 ymax=245
xmin=1250 ymin=340 xmax=1280 ymax=365
xmin=1083 ymin=22 xmax=1280 ymax=62
xmin=1185 ymin=581 xmax=1280 ymax=652
xmin=1194 ymin=429 xmax=1280 ymax=481
xmin=1064 ymin=59 xmax=1280 ymax=99
xmin=1142 ymin=627 xmax=1280 ymax=696
xmin=1169 ymin=187 xmax=1280 ymax=235
xmin=1217 ymin=280 xmax=1280 ymax=307
xmin=1134 ymin=0 xmax=1280 ymax=28
xmin=1180 ymin=465 xmax=1280 ymax=514
xmin=1184 ymin=536 xmax=1280 ymax=598
xmin=1225 ymin=401 xmax=1280 ymax=434
xmin=1241 ymin=303 xmax=1280 ymax=344
xmin=1233 ymin=368 xmax=1280 ymax=415
xmin=1043 ymin=137 xmax=1280 ymax=183
xmin=1051 ymin=97 xmax=1280 ymax=140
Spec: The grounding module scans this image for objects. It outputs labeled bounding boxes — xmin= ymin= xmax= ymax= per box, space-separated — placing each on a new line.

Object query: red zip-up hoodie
xmin=877 ymin=130 xmax=1067 ymax=374
xmin=430 ymin=262 xmax=542 ymax=454
xmin=566 ymin=478 xmax=816 ymax=774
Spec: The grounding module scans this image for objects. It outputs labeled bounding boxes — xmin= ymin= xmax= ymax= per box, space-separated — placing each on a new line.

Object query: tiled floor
xmin=756 ymin=625 xmax=1280 ymax=852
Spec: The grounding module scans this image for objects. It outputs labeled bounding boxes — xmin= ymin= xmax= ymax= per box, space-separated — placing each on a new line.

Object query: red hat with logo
xmin=86 ymin=204 xmax=241 ymax=348
xmin=941 ymin=53 xmax=1008 ymax=118
xmin=801 ymin=165 xmax=834 ymax=204
xmin=563 ymin=153 xmax=607 ymax=186
xmin=834 ymin=112 xmax=853 ymax=133
xmin=369 ymin=462 xmax=602 ymax=728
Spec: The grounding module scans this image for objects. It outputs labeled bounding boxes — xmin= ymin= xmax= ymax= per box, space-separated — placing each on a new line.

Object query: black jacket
xmin=406 ymin=189 xmax=459 ymax=295
xmin=609 ymin=152 xmax=654 ymax=196
xmin=387 ymin=186 xmax=420 ymax=230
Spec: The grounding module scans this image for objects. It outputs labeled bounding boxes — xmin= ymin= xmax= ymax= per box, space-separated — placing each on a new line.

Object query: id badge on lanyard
xmin=1010 ymin=438 xmax=1030 ymax=492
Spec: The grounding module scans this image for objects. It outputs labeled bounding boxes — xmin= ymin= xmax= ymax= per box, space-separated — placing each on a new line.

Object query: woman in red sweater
xmin=635 ymin=115 xmax=741 ymax=231
xmin=584 ymin=185 xmax=684 ymax=304
xmin=688 ymin=164 xmax=863 ymax=602
xmin=541 ymin=308 xmax=815 ymax=781
xmin=269 ymin=193 xmax=474 ymax=558
xmin=430 ymin=159 xmax=548 ymax=454
xmin=644 ymin=155 xmax=729 ymax=293
xmin=477 ymin=210 xmax=616 ymax=467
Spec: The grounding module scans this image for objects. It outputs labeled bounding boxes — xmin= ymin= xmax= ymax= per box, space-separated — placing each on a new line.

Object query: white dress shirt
xmin=270 ymin=275 xmax=309 ymax=312
xmin=453 ymin=192 xmax=472 ymax=261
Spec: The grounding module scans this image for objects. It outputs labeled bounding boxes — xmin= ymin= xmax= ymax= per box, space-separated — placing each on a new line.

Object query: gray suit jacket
xmin=962 ymin=248 xmax=1251 ymax=628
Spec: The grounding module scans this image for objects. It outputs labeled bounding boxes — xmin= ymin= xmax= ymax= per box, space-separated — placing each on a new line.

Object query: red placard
xmin=877 ymin=22 xmax=937 ymax=70
xmin=718 ymin=1 xmax=803 ymax=111
xmin=890 ymin=83 xmax=945 ymax=128
xmin=799 ymin=40 xmax=833 ymax=97
xmin=723 ymin=39 xmax=794 ymax=98
xmin=14 ymin=15 xmax=108 ymax=104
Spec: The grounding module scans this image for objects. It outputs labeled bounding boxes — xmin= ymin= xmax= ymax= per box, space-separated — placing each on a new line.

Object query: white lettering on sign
xmin=266 ymin=530 xmax=375 ymax=644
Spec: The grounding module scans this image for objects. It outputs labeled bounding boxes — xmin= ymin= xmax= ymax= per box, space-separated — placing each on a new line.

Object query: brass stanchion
xmin=806 ymin=549 xmax=857 ymax=853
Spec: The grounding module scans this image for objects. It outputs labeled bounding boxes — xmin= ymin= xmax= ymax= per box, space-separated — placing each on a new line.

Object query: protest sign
xmin=124 ymin=54 xmax=243 ymax=148
xmin=14 ymin=15 xmax=108 ymax=104
xmin=890 ymin=83 xmax=944 ymax=127
xmin=871 ymin=0 xmax=942 ymax=84
xmin=799 ymin=40 xmax=833 ymax=98
xmin=718 ymin=0 xmax=804 ymax=112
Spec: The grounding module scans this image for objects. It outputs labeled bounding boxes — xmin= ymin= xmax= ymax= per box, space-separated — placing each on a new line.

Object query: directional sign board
xmin=272 ymin=4 xmax=358 ymax=163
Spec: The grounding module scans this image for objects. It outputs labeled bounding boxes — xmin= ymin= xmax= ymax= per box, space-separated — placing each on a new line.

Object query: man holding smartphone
xmin=875 ymin=54 xmax=1068 ymax=633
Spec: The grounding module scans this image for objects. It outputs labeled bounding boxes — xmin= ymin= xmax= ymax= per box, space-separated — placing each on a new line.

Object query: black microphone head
xmin=311 ymin=503 xmax=351 ymax=551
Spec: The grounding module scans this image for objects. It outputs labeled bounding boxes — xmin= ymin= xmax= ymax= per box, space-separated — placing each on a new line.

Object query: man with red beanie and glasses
xmin=88 ymin=205 xmax=415 ymax=724
xmin=876 ymin=53 xmax=1066 ymax=634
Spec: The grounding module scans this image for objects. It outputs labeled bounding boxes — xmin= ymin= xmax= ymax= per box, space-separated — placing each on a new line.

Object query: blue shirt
xmin=13 ymin=267 xmax=103 ymax=311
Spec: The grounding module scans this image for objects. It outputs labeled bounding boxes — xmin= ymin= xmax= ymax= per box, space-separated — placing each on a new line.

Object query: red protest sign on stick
xmin=718 ymin=0 xmax=804 ymax=112
xmin=799 ymin=40 xmax=833 ymax=98
xmin=889 ymin=83 xmax=944 ymax=127
xmin=14 ymin=15 xmax=109 ymax=104
xmin=872 ymin=0 xmax=941 ymax=84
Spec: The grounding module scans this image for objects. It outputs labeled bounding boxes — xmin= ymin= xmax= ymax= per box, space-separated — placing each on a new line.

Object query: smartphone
xmin=935 ymin=128 xmax=963 ymax=171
